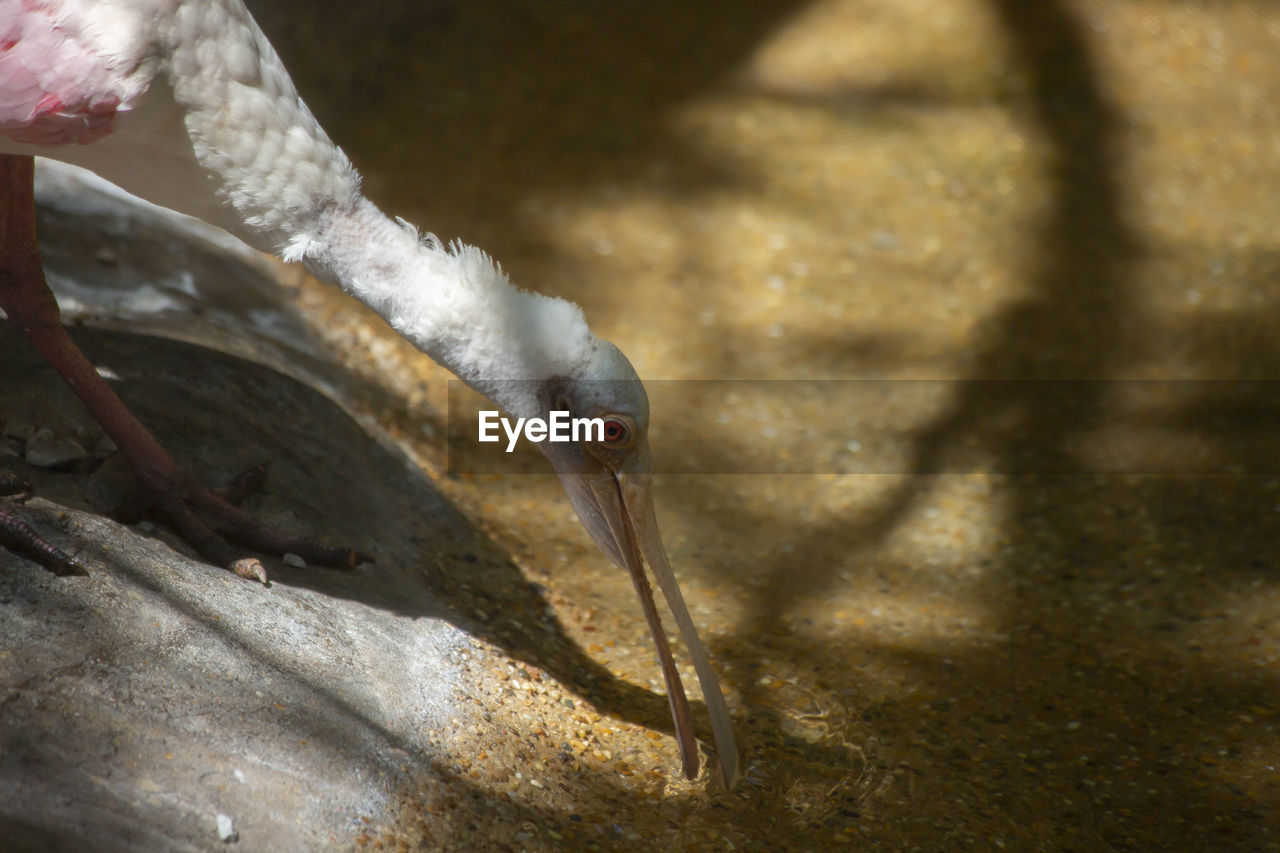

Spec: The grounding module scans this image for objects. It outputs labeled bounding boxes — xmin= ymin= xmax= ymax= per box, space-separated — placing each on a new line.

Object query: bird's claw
xmin=1 ymin=464 xmax=367 ymax=583
xmin=0 ymin=472 xmax=35 ymax=500
xmin=122 ymin=464 xmax=372 ymax=582
xmin=0 ymin=503 xmax=90 ymax=577
xmin=230 ymin=557 xmax=269 ymax=585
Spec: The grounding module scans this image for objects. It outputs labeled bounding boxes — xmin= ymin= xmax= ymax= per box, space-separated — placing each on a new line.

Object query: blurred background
xmin=235 ymin=0 xmax=1280 ymax=847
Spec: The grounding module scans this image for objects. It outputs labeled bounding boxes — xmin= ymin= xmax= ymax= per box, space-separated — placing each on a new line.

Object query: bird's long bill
xmin=555 ymin=459 xmax=739 ymax=787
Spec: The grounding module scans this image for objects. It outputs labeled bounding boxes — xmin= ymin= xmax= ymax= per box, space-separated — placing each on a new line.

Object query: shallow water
xmin=138 ymin=0 xmax=1280 ymax=847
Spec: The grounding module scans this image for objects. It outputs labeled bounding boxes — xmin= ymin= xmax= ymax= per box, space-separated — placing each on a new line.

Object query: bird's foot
xmin=0 ymin=474 xmax=90 ymax=577
xmin=116 ymin=464 xmax=373 ymax=585
xmin=1 ymin=153 xmax=369 ymax=585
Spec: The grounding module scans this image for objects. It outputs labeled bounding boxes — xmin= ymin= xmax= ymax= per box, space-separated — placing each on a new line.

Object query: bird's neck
xmin=298 ymin=199 xmax=597 ymax=418
xmin=160 ymin=0 xmax=364 ymax=246
xmin=160 ymin=0 xmax=596 ymax=415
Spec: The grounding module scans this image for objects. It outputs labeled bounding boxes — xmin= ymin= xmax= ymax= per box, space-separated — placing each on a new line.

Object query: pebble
xmin=91 ymin=435 xmax=118 ymax=459
xmin=282 ymin=553 xmax=307 ymax=569
xmin=215 ymin=813 xmax=238 ymax=844
xmin=24 ymin=428 xmax=87 ymax=469
xmin=870 ymin=230 xmax=901 ymax=250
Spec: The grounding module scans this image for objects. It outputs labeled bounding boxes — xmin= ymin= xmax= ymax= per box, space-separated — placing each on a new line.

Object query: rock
xmin=23 ymin=428 xmax=88 ymax=469
xmin=0 ymin=328 xmax=493 ymax=851
xmin=91 ymin=434 xmax=118 ymax=459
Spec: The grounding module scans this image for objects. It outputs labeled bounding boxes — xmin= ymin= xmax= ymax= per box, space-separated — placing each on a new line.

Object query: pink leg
xmin=0 ymin=155 xmax=368 ymax=581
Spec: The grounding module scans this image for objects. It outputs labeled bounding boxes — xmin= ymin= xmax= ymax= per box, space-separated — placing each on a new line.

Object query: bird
xmin=0 ymin=0 xmax=737 ymax=786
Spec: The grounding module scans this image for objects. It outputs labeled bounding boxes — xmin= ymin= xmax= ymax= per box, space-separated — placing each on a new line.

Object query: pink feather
xmin=0 ymin=0 xmax=126 ymax=145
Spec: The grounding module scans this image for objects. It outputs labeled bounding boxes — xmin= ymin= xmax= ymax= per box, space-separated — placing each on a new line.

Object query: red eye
xmin=602 ymin=419 xmax=627 ymax=443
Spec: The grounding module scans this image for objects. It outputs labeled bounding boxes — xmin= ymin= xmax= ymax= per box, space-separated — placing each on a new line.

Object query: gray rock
xmin=0 ymin=331 xmax=480 ymax=851
xmin=91 ymin=434 xmax=119 ymax=459
xmin=23 ymin=427 xmax=88 ymax=469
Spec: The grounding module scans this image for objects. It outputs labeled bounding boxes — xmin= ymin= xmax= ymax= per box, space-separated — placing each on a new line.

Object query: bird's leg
xmin=0 ymin=155 xmax=368 ymax=581
xmin=112 ymin=462 xmax=269 ymax=523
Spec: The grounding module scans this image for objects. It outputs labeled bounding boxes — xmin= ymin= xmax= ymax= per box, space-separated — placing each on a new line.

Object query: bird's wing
xmin=0 ymin=0 xmax=147 ymax=146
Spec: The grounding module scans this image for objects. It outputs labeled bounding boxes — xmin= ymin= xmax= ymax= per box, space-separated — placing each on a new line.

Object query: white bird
xmin=0 ymin=0 xmax=736 ymax=785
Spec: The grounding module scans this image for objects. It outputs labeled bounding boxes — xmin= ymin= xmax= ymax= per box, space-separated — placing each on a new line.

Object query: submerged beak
xmin=551 ymin=445 xmax=739 ymax=786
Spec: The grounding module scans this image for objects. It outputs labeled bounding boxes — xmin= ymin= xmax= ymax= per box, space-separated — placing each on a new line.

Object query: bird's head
xmin=534 ymin=341 xmax=737 ymax=786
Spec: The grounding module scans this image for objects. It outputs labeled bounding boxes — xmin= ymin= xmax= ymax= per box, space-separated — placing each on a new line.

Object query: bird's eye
xmin=602 ymin=419 xmax=628 ymax=444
